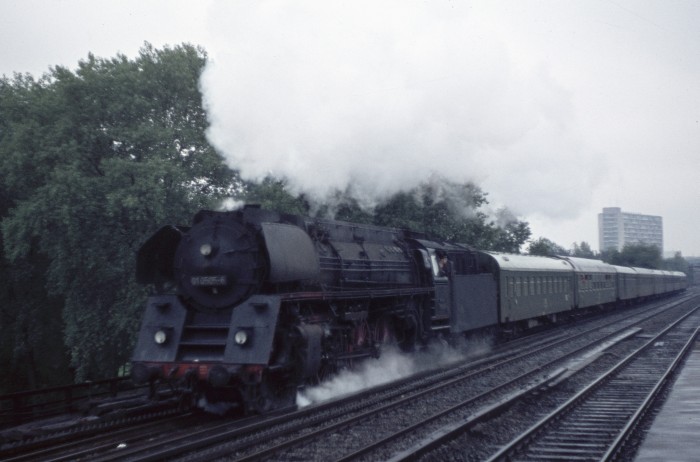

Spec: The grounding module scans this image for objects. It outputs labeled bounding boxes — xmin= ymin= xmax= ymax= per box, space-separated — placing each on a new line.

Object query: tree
xmin=571 ymin=241 xmax=596 ymax=259
xmin=1 ymin=43 xmax=238 ymax=385
xmin=528 ymin=237 xmax=569 ymax=257
xmin=244 ymin=174 xmax=532 ymax=253
xmin=373 ymin=190 xmax=425 ymax=231
xmin=373 ymin=178 xmax=530 ymax=252
xmin=605 ymin=243 xmax=662 ymax=269
xmin=663 ymin=251 xmax=689 ymax=274
xmin=488 ymin=211 xmax=532 ymax=253
xmin=243 ymin=177 xmax=310 ymax=216
xmin=0 ymin=73 xmax=74 ymax=391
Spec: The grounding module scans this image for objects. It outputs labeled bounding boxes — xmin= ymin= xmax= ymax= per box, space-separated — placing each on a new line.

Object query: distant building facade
xmin=598 ymin=207 xmax=663 ymax=253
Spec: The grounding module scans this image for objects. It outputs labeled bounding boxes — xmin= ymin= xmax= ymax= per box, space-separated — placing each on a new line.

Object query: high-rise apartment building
xmin=598 ymin=207 xmax=663 ymax=253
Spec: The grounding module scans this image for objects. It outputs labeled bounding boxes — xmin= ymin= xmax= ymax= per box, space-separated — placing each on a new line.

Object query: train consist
xmin=131 ymin=205 xmax=687 ymax=413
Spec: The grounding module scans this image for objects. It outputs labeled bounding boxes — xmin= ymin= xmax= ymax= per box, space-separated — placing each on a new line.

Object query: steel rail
xmin=196 ymin=298 xmax=694 ymax=461
xmin=485 ymin=305 xmax=700 ymax=461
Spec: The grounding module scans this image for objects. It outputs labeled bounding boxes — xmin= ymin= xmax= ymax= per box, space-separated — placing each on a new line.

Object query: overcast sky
xmin=2 ymin=1 xmax=699 ymax=256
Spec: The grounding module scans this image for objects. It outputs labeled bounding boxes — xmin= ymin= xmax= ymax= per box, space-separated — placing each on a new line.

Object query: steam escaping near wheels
xmin=197 ymin=397 xmax=238 ymax=416
xmin=296 ymin=337 xmax=492 ymax=407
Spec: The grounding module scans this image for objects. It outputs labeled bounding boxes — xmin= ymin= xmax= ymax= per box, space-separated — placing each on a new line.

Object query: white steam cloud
xmin=297 ymin=337 xmax=492 ymax=407
xmin=201 ymin=2 xmax=604 ymax=218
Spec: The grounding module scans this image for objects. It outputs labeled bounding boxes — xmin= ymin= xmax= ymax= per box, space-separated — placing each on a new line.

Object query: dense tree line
xmin=0 ymin=43 xmax=530 ymax=394
xmin=0 ymin=44 xmax=237 ymax=391
xmin=246 ymin=177 xmax=531 ymax=253
xmin=527 ymin=236 xmax=689 ymax=274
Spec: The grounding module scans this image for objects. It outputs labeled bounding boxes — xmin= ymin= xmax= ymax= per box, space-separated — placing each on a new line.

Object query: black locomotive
xmin=131 ymin=205 xmax=687 ymax=413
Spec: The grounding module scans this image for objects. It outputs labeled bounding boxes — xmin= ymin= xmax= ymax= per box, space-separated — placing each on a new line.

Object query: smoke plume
xmin=201 ymin=2 xmax=603 ymax=219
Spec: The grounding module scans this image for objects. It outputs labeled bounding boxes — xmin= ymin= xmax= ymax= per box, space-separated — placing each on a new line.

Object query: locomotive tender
xmin=131 ymin=205 xmax=687 ymax=413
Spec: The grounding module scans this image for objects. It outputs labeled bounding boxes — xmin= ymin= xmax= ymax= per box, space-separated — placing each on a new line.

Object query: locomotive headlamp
xmin=234 ymin=330 xmax=248 ymax=345
xmin=154 ymin=330 xmax=167 ymax=345
xmin=200 ymin=243 xmax=212 ymax=256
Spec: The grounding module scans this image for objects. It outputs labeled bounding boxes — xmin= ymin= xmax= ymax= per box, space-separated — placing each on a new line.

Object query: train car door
xmin=429 ymin=249 xmax=451 ymax=319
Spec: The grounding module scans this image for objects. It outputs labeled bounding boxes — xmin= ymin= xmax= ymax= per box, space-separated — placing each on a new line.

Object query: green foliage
xmin=249 ymin=175 xmax=532 ymax=253
xmin=488 ymin=214 xmax=532 ymax=253
xmin=571 ymin=241 xmax=596 ymax=259
xmin=243 ymin=177 xmax=310 ymax=215
xmin=0 ymin=43 xmax=237 ymax=386
xmin=0 ymin=247 xmax=71 ymax=392
xmin=373 ymin=179 xmax=516 ymax=248
xmin=603 ymin=243 xmax=662 ymax=269
xmin=662 ymin=251 xmax=689 ymax=274
xmin=330 ymin=198 xmax=375 ymax=224
xmin=527 ymin=237 xmax=569 ymax=257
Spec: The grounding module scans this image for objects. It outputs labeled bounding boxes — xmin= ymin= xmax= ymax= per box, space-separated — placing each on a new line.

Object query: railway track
xmin=0 ymin=377 xmax=138 ymax=430
xmin=0 ymin=413 xmax=206 ymax=462
xmin=485 ymin=311 xmax=699 ymax=461
xmin=2 ymin=293 xmax=695 ymax=461
xmin=0 ymin=395 xmax=187 ymax=459
xmin=79 ymin=295 xmax=697 ymax=461
xmin=285 ymin=298 xmax=699 ymax=462
xmin=394 ymin=299 xmax=700 ymax=461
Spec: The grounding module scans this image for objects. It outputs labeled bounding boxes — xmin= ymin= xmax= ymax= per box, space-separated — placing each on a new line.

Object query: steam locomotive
xmin=131 ymin=205 xmax=687 ymax=414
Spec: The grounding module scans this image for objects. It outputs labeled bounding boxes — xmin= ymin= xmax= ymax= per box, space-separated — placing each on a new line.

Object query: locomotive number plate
xmin=191 ymin=275 xmax=228 ymax=286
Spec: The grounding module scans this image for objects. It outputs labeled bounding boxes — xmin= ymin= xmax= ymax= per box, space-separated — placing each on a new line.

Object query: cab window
xmin=428 ymin=249 xmax=447 ymax=279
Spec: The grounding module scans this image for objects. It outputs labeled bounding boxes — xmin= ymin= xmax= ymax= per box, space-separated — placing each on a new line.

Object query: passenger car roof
xmin=557 ymin=256 xmax=616 ymax=273
xmin=479 ymin=251 xmax=573 ymax=272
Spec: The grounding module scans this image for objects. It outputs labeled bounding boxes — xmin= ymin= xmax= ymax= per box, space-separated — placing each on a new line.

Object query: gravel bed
xmin=419 ymin=300 xmax=699 ymax=461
